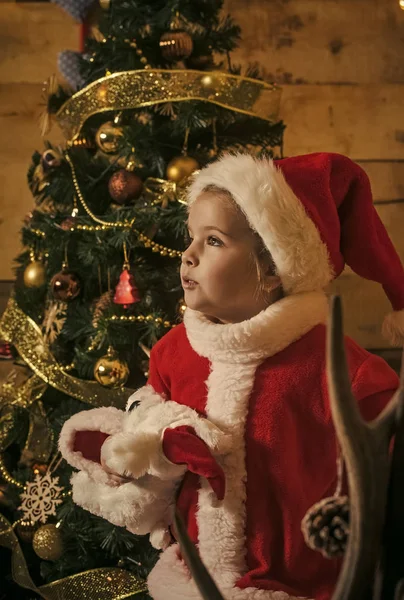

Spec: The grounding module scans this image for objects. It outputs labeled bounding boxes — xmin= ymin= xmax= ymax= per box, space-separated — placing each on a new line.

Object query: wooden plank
xmin=280 ymin=84 xmax=404 ymax=160
xmin=0 ymin=3 xmax=77 ymax=83
xmin=357 ymin=161 xmax=404 ymax=203
xmin=329 ymin=203 xmax=404 ymax=349
xmin=0 ymin=83 xmax=65 ymax=281
xmin=224 ymin=0 xmax=404 ymax=84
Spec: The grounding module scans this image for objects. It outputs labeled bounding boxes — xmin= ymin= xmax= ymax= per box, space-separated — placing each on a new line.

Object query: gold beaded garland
xmin=94 ymin=314 xmax=174 ymax=327
xmin=0 ymin=454 xmax=24 ymax=489
xmin=65 ymin=153 xmax=182 ymax=258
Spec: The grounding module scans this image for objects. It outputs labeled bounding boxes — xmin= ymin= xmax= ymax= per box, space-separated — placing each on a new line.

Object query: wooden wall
xmin=228 ymin=0 xmax=404 ymax=349
xmin=1 ymin=0 xmax=404 ymax=349
xmin=0 ymin=2 xmax=76 ymax=291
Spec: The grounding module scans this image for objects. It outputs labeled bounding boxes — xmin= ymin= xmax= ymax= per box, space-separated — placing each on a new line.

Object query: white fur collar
xmin=184 ymin=291 xmax=329 ymax=363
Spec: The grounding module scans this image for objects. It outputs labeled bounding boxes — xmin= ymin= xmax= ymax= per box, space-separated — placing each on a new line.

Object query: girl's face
xmin=181 ymin=191 xmax=281 ymax=324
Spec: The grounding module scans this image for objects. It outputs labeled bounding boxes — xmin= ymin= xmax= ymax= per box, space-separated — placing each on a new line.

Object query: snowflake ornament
xmin=42 ymin=301 xmax=67 ymax=344
xmin=19 ymin=472 xmax=64 ymax=524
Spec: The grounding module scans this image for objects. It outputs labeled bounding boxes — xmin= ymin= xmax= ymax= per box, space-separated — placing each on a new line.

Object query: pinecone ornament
xmin=301 ymin=495 xmax=350 ymax=558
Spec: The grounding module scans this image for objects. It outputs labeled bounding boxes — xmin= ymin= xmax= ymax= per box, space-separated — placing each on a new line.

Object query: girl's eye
xmin=185 ymin=233 xmax=193 ymax=246
xmin=207 ymin=235 xmax=223 ymax=247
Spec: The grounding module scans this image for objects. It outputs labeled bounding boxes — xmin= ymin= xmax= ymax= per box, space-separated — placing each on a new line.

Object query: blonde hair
xmin=200 ymin=185 xmax=281 ymax=300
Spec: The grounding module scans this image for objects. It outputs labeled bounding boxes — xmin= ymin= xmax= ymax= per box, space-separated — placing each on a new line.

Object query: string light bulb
xmin=400 ymin=0 xmax=404 ymax=10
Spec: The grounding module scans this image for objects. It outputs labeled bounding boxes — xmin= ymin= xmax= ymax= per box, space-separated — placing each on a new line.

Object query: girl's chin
xmin=182 ymin=291 xmax=206 ymax=312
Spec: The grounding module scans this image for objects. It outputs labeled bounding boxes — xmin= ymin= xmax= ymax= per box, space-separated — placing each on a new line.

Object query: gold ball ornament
xmin=23 ymin=260 xmax=46 ymax=288
xmin=33 ymin=524 xmax=63 ymax=561
xmin=166 ymin=156 xmax=199 ymax=183
xmin=94 ymin=349 xmax=129 ymax=388
xmin=178 ymin=298 xmax=187 ymax=317
xmin=160 ymin=31 xmax=193 ymax=60
xmin=95 ymin=121 xmax=124 ymax=154
xmin=200 ymin=73 xmax=220 ymax=90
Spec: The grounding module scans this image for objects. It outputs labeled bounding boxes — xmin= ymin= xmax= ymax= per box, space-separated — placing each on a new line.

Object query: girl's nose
xmin=182 ymin=245 xmax=197 ymax=267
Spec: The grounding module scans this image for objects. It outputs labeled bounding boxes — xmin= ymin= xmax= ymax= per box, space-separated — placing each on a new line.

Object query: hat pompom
xmin=382 ymin=310 xmax=404 ymax=347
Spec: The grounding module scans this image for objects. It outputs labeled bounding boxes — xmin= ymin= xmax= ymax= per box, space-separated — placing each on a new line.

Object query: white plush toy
xmin=59 ymin=386 xmax=230 ymax=549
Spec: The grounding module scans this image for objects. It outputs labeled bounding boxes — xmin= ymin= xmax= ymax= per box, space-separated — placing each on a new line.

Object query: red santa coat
xmin=145 ymin=292 xmax=398 ymax=600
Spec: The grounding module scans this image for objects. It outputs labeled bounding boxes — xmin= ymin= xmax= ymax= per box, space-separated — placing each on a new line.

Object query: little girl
xmin=60 ymin=152 xmax=404 ymax=600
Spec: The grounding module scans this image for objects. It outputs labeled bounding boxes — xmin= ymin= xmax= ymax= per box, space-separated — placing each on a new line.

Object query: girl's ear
xmin=264 ymin=274 xmax=282 ymax=293
xmin=260 ymin=253 xmax=281 ymax=290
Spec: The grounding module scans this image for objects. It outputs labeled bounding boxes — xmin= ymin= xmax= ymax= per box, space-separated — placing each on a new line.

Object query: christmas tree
xmin=0 ymin=1 xmax=284 ymax=598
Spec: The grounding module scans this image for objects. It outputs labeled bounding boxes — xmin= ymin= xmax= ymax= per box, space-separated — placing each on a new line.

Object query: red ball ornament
xmin=51 ymin=269 xmax=81 ymax=301
xmin=0 ymin=341 xmax=13 ymax=360
xmin=114 ymin=269 xmax=140 ymax=307
xmin=108 ymin=170 xmax=143 ymax=204
xmin=60 ymin=217 xmax=76 ymax=231
xmin=32 ymin=462 xmax=48 ymax=476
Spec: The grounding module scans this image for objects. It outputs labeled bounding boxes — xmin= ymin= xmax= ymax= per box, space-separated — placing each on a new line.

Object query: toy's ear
xmin=163 ymin=425 xmax=226 ymax=500
xmin=74 ymin=430 xmax=110 ymax=464
xmin=59 ymin=407 xmax=125 ymax=482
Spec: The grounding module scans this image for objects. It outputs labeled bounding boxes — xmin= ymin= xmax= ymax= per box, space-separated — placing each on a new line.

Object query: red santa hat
xmin=187 ymin=152 xmax=404 ymax=346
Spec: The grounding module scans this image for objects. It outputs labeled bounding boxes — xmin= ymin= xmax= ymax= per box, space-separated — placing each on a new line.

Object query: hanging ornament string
xmin=210 ymin=117 xmax=218 ymax=158
xmin=123 ymin=241 xmax=130 ymax=270
xmin=182 ymin=126 xmax=190 ymax=155
xmin=301 ymin=443 xmax=349 ymax=559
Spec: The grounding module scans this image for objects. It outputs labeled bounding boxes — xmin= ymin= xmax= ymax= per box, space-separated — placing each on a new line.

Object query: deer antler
xmin=329 ymin=296 xmax=404 ymax=600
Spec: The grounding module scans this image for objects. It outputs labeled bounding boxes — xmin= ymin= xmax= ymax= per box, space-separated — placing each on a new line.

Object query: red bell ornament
xmin=113 ymin=269 xmax=140 ymax=307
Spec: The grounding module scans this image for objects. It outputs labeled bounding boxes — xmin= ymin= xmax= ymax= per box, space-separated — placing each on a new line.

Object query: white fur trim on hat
xmin=382 ymin=309 xmax=404 ymax=347
xmin=187 ymin=153 xmax=334 ymax=295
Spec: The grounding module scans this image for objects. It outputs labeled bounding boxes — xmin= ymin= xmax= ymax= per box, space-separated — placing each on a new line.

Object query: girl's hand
xmin=100 ymin=455 xmax=133 ymax=486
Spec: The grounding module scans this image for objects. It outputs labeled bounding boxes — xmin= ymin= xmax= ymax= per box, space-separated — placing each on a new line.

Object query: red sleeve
xmin=147 ymin=344 xmax=171 ymax=399
xmin=352 ymin=354 xmax=399 ymax=422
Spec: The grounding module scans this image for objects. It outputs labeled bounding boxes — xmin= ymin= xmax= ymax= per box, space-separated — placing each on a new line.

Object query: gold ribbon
xmin=0 ymin=298 xmax=131 ymax=409
xmin=0 ymin=371 xmax=52 ymax=463
xmin=21 ymin=400 xmax=54 ymax=465
xmin=144 ymin=176 xmax=189 ymax=208
xmin=56 ymin=69 xmax=282 ymax=140
xmin=0 ymin=514 xmax=147 ymax=600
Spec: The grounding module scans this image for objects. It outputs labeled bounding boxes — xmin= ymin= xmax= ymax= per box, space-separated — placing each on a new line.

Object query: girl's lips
xmin=182 ymin=276 xmax=198 ymax=289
